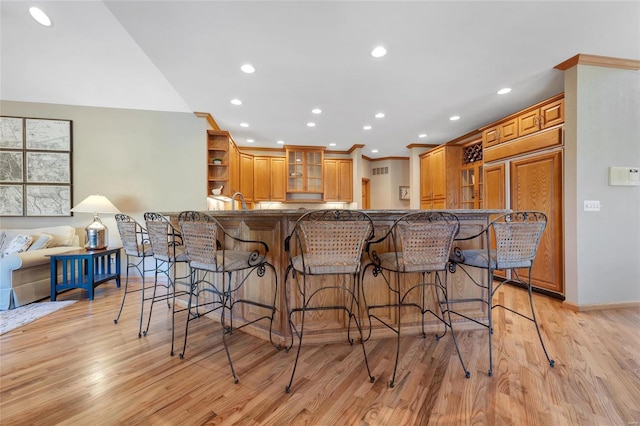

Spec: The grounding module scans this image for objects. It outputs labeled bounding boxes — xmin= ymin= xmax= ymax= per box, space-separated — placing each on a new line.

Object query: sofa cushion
xmin=3 ymin=235 xmax=34 ymax=257
xmin=28 ymin=233 xmax=53 ymax=251
xmin=0 ymin=226 xmax=76 ymax=250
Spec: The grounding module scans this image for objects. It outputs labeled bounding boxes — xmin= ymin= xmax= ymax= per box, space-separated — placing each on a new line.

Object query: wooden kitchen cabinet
xmin=240 ymin=153 xmax=254 ymax=201
xmin=324 ymin=159 xmax=353 ymax=202
xmin=420 ymin=145 xmax=461 ymax=209
xmin=254 ymin=156 xmax=286 ymax=202
xmin=206 ymin=130 xmax=231 ymax=197
xmin=519 ymin=98 xmax=564 ymax=137
xmin=482 ymin=118 xmax=518 ymax=148
xmin=286 ymin=147 xmax=324 ymax=193
xmin=460 ymin=140 xmax=483 ymax=209
xmin=510 ymin=149 xmax=564 ymax=295
xmin=483 ymin=163 xmax=505 ymax=211
xmin=482 ymin=94 xmax=564 ymax=148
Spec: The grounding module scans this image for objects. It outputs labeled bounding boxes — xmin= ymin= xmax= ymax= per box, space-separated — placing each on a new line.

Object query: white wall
xmin=368 ymin=158 xmax=410 ymax=210
xmin=0 ymin=100 xmax=206 ymax=246
xmin=564 ymin=65 xmax=640 ymax=306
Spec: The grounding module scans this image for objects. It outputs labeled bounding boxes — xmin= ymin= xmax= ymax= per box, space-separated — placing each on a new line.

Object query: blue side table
xmin=48 ymin=247 xmax=121 ymax=301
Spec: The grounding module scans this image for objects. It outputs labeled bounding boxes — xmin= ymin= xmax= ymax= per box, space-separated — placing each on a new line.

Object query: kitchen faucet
xmin=230 ymin=192 xmax=247 ymax=210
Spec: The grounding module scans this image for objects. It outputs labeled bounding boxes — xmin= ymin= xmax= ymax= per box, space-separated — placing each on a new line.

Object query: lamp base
xmin=85 ymin=214 xmax=108 ymax=250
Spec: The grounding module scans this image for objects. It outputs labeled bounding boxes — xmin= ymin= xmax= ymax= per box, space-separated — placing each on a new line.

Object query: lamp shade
xmin=71 ymin=195 xmax=120 ymax=214
xmin=71 ymin=195 xmax=120 ymax=249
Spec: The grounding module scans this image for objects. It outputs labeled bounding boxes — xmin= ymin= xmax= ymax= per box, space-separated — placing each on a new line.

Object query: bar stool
xmin=450 ymin=211 xmax=555 ymax=376
xmin=283 ymin=209 xmax=375 ymax=393
xmin=177 ymin=211 xmax=278 ymax=383
xmin=361 ymin=211 xmax=470 ymax=387
xmin=143 ymin=212 xmax=191 ymax=356
xmin=113 ymin=213 xmax=154 ymax=337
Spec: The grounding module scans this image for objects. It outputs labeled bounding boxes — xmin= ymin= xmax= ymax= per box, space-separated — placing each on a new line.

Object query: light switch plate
xmin=584 ymin=200 xmax=601 ymax=212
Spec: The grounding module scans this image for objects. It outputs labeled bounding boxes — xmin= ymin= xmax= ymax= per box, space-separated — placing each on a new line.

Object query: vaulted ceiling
xmin=2 ymin=1 xmax=639 ymax=157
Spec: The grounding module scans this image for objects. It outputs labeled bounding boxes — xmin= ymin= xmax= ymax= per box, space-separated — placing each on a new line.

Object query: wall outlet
xmin=584 ymin=200 xmax=601 ymax=211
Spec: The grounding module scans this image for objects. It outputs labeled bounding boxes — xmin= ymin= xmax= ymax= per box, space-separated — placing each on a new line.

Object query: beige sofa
xmin=0 ymin=225 xmax=81 ymax=310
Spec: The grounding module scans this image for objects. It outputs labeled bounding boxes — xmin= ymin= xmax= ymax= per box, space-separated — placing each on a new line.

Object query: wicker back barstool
xmin=283 ymin=209 xmax=375 ymax=393
xmin=177 ymin=211 xmax=278 ymax=384
xmin=450 ymin=211 xmax=555 ymax=376
xmin=143 ymin=212 xmax=191 ymax=356
xmin=361 ymin=211 xmax=470 ymax=387
xmin=113 ymin=214 xmax=154 ymax=337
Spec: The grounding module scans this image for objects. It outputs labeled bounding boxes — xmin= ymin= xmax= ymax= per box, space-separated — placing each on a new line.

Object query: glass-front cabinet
xmin=460 ymin=141 xmax=483 ymax=209
xmin=286 ymin=147 xmax=324 ymax=193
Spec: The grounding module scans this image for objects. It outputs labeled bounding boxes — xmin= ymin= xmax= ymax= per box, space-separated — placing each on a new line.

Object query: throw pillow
xmin=2 ymin=235 xmax=34 ymax=257
xmin=28 ymin=233 xmax=53 ymax=251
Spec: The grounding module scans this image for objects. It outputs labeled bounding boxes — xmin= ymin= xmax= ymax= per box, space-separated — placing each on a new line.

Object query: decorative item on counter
xmin=212 ymin=185 xmax=224 ymax=195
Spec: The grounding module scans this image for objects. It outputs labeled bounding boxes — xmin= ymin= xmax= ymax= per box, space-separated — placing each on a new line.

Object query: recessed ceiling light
xmin=277 ymin=140 xmax=284 ymax=145
xmin=329 ymin=143 xmax=336 ymax=147
xmin=230 ymin=98 xmax=242 ymax=106
xmin=371 ymin=46 xmax=387 ymax=58
xmin=497 ymin=88 xmax=512 ymax=95
xmin=371 ymin=149 xmax=379 ymax=153
xmin=29 ymin=7 xmax=51 ymax=27
xmin=307 ymin=122 xmax=316 ymax=127
xmin=363 ymin=125 xmax=372 ymax=130
xmin=241 ymin=64 xmax=255 ymax=74
xmin=449 ymin=115 xmax=461 ymax=121
xmin=418 ymin=134 xmax=427 ymax=138
xmin=375 ymin=112 xmax=385 ymax=118
xmin=312 ymin=108 xmax=322 ymax=114
xmin=240 ymin=122 xmax=249 ymax=127
xmin=247 ymin=139 xmax=254 ymax=143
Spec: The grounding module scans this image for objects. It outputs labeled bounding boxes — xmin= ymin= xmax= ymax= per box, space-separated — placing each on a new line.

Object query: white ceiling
xmin=2 ymin=1 xmax=639 ymax=158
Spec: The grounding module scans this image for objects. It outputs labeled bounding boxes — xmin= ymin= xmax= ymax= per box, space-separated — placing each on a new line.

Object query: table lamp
xmin=71 ymin=194 xmax=121 ymax=249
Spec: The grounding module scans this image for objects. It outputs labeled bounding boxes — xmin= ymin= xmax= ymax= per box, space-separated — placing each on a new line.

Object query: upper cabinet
xmin=518 ymin=98 xmax=564 ymax=137
xmin=420 ymin=145 xmax=461 ymax=209
xmin=286 ymin=146 xmax=324 ymax=193
xmin=240 ymin=153 xmax=254 ymax=201
xmin=206 ymin=130 xmax=232 ymax=197
xmin=482 ymin=118 xmax=518 ymax=148
xmin=324 ymin=159 xmax=353 ymax=202
xmin=482 ymin=94 xmax=564 ymax=148
xmin=254 ymin=156 xmax=286 ymax=202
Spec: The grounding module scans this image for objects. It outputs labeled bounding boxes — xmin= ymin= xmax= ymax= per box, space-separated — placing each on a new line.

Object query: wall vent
xmin=372 ymin=167 xmax=389 ymax=175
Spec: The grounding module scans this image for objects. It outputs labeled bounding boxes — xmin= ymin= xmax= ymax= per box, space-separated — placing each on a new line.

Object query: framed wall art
xmin=399 ymin=185 xmax=410 ymax=200
xmin=0 ymin=116 xmax=73 ymax=216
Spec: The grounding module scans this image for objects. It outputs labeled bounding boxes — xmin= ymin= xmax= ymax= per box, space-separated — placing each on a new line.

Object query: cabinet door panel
xmin=253 ymin=157 xmax=271 ymax=201
xmin=484 ymin=163 xmax=506 ymax=210
xmin=240 ymin=153 xmax=254 ymax=200
xmin=271 ymin=158 xmax=286 ymax=201
xmin=420 ymin=154 xmax=432 ymax=200
xmin=323 ymin=160 xmax=338 ymax=201
xmin=500 ymin=119 xmax=518 ymax=142
xmin=483 ymin=128 xmax=500 ymax=148
xmin=431 ymin=148 xmax=446 ymax=199
xmin=519 ymin=109 xmax=541 ymax=137
xmin=541 ymin=99 xmax=564 ymax=129
xmin=510 ymin=150 xmax=563 ymax=294
xmin=338 ymin=160 xmax=353 ymax=202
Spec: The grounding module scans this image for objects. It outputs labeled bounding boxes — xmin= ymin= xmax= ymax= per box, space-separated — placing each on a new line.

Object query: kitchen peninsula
xmin=164 ymin=208 xmax=507 ymax=346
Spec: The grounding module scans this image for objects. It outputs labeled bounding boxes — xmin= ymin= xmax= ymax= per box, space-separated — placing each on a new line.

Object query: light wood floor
xmin=1 ymin=280 xmax=639 ymax=425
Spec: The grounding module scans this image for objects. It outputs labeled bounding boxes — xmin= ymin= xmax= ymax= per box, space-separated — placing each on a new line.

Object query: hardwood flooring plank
xmin=1 ymin=280 xmax=639 ymax=425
